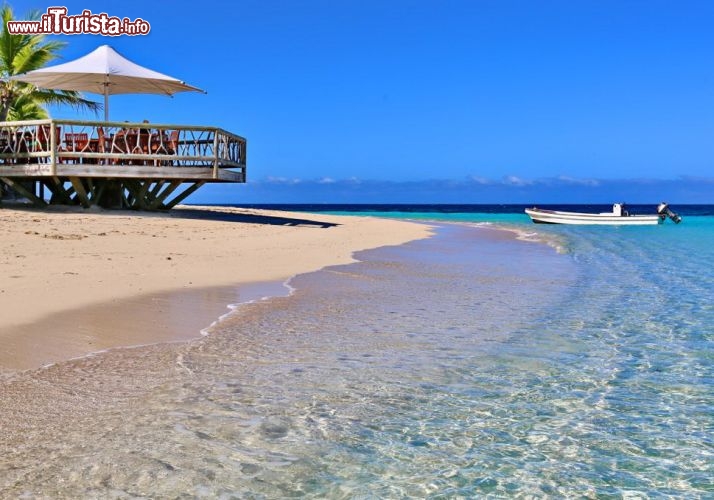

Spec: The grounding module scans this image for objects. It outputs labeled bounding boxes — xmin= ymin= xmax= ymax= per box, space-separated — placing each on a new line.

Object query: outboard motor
xmin=657 ymin=202 xmax=682 ymax=224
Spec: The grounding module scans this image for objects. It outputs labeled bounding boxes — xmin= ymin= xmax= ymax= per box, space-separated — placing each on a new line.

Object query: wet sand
xmin=0 ymin=205 xmax=431 ymax=372
xmin=0 ymin=221 xmax=577 ymax=497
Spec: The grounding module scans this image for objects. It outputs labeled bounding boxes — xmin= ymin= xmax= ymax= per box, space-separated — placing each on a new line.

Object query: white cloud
xmin=556 ymin=175 xmax=601 ymax=186
xmin=264 ymin=176 xmax=302 ymax=185
xmin=468 ymin=176 xmax=492 ymax=185
xmin=502 ymin=175 xmax=533 ymax=186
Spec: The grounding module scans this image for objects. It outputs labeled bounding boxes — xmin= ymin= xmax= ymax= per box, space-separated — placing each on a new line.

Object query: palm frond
xmin=0 ymin=7 xmax=97 ymax=120
xmin=8 ymin=92 xmax=48 ymax=120
xmin=14 ymin=42 xmax=63 ymax=75
xmin=0 ymin=7 xmax=45 ymax=75
xmin=31 ymin=88 xmax=102 ymax=114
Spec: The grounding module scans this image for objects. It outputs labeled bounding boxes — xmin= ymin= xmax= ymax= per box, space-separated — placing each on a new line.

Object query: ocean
xmin=1 ymin=204 xmax=712 ymax=497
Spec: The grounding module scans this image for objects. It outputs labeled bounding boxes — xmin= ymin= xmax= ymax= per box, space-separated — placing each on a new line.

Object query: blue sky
xmin=10 ymin=0 xmax=714 ymax=203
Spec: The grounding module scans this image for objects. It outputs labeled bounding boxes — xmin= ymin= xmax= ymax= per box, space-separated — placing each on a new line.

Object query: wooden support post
xmin=0 ymin=177 xmax=47 ymax=206
xmin=69 ymin=176 xmax=91 ymax=208
xmin=123 ymin=180 xmax=148 ymax=210
xmin=44 ymin=176 xmax=76 ymax=205
xmin=136 ymin=180 xmax=152 ymax=208
xmin=0 ymin=178 xmax=7 ymax=204
xmin=163 ymin=181 xmax=205 ymax=209
xmin=42 ymin=179 xmax=70 ymax=205
xmin=91 ymin=179 xmax=108 ymax=205
xmin=95 ymin=180 xmax=123 ymax=209
xmin=120 ymin=187 xmax=130 ymax=209
xmin=122 ymin=179 xmax=137 ymax=201
xmin=149 ymin=181 xmax=164 ymax=199
xmin=84 ymin=178 xmax=96 ymax=202
xmin=149 ymin=180 xmax=181 ymax=210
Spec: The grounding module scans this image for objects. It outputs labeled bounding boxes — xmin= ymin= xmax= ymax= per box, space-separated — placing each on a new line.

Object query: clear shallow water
xmin=1 ymin=209 xmax=712 ymax=497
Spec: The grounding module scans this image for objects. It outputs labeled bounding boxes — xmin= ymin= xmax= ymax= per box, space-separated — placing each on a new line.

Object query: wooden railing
xmin=0 ymin=119 xmax=246 ymax=181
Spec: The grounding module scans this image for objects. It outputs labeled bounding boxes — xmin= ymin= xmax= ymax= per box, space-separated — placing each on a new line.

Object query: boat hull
xmin=525 ymin=208 xmax=663 ymax=225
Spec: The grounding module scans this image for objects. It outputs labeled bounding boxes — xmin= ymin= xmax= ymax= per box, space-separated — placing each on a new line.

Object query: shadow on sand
xmin=171 ymin=207 xmax=340 ymax=229
xmin=1 ymin=203 xmax=341 ymax=229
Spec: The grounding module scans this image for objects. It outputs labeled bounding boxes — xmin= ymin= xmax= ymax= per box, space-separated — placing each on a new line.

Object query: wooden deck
xmin=0 ymin=119 xmax=246 ymax=210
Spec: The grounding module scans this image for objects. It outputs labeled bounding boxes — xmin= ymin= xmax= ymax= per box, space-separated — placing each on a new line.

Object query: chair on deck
xmin=95 ymin=126 xmax=113 ymax=164
xmin=127 ymin=128 xmax=151 ymax=165
xmin=0 ymin=130 xmax=13 ymax=162
xmin=168 ymin=130 xmax=180 ymax=154
xmin=152 ymin=130 xmax=180 ymax=165
xmin=64 ymin=132 xmax=90 ymax=163
xmin=111 ymin=127 xmax=149 ymax=165
xmin=37 ymin=125 xmax=63 ymax=163
xmin=108 ymin=128 xmax=135 ymax=165
xmin=147 ymin=131 xmax=166 ymax=166
xmin=37 ymin=125 xmax=61 ymax=149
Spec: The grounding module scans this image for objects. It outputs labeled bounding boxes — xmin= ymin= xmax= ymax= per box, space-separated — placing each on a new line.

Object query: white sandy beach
xmin=0 ymin=205 xmax=431 ymax=371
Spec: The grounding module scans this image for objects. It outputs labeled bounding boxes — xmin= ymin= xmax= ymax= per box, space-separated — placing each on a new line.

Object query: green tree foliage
xmin=0 ymin=4 xmax=100 ymax=121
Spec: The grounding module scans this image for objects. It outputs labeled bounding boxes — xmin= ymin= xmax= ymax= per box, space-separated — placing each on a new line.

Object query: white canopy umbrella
xmin=12 ymin=44 xmax=204 ymax=120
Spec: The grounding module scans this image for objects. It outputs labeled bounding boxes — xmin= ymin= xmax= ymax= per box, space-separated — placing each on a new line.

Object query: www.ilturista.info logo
xmin=6 ymin=7 xmax=150 ymax=36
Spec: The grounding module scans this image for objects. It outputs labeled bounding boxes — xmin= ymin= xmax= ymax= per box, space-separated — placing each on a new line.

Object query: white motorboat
xmin=525 ymin=203 xmax=682 ymax=225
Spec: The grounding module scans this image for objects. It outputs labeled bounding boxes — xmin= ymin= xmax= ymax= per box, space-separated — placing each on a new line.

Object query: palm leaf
xmin=8 ymin=92 xmax=48 ymax=120
xmin=32 ymin=88 xmax=102 ymax=115
xmin=0 ymin=7 xmax=98 ymax=121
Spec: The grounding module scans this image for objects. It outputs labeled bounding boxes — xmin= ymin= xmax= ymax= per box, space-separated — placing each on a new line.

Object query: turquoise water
xmin=0 ymin=210 xmax=712 ymax=497
xmin=308 ymin=211 xmax=714 ymax=496
xmin=325 ymin=209 xmax=529 ymax=226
